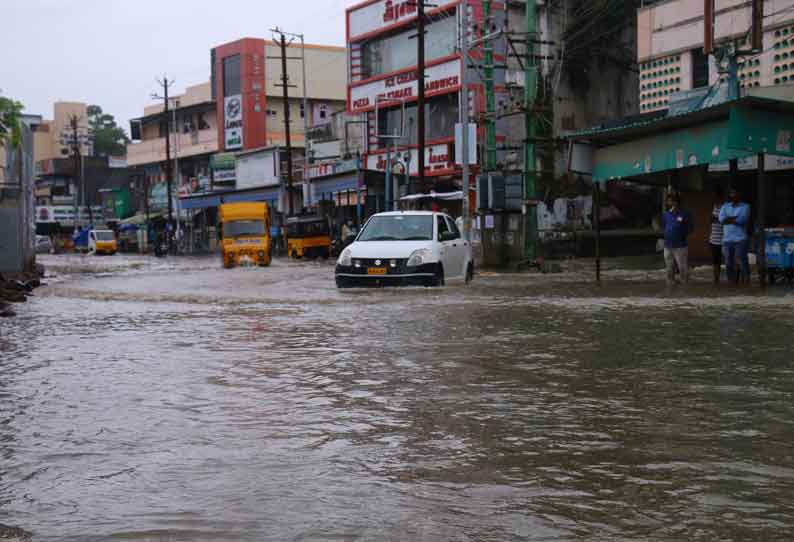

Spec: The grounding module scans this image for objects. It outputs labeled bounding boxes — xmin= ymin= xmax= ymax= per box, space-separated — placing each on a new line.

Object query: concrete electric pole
xmin=152 ymin=75 xmax=175 ymax=253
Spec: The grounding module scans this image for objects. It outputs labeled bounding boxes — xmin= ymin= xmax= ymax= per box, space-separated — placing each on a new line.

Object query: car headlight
xmin=338 ymin=248 xmax=352 ymax=267
xmin=407 ymin=248 xmax=432 ymax=267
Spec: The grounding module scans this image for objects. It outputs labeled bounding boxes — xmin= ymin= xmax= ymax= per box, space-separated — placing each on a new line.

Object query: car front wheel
xmin=427 ymin=264 xmax=445 ymax=287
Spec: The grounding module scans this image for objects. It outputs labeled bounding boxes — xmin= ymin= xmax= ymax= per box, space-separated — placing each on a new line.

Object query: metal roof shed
xmin=567 ymin=96 xmax=794 ymax=283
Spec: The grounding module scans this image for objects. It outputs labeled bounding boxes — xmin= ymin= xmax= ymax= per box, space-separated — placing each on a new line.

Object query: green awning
xmin=569 ymin=96 xmax=794 ymax=182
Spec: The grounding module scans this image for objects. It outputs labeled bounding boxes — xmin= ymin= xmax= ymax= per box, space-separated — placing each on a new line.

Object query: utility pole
xmin=524 ymin=1 xmax=538 ymax=262
xmin=152 ymin=75 xmax=175 ymax=252
xmin=68 ymin=115 xmax=80 ymax=230
xmin=483 ymin=0 xmax=497 ymax=171
xmin=299 ymin=34 xmax=311 ymax=207
xmin=460 ymin=4 xmax=472 ymax=240
xmin=417 ymin=0 xmax=426 ymax=189
xmin=172 ymin=99 xmax=181 ymax=249
xmin=272 ymin=29 xmax=296 ymax=216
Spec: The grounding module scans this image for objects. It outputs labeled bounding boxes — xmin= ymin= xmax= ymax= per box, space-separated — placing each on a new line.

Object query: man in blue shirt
xmin=719 ymin=187 xmax=751 ymax=284
xmin=662 ymin=193 xmax=694 ymax=284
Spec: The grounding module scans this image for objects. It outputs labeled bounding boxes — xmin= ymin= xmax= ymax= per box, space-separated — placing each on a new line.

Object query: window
xmin=223 ymin=54 xmax=241 ymax=96
xmin=436 ymin=215 xmax=450 ymax=240
xmin=376 ymin=94 xmax=459 ymax=146
xmin=691 ymin=48 xmax=709 ymax=89
xmin=300 ymin=103 xmax=305 ymax=118
xmin=445 ymin=216 xmax=460 ymax=239
xmin=360 ymin=14 xmax=457 ymax=79
xmin=358 ymin=215 xmax=433 ymax=241
xmin=197 ymin=113 xmax=210 ymax=130
xmin=159 ymin=121 xmax=168 ymax=138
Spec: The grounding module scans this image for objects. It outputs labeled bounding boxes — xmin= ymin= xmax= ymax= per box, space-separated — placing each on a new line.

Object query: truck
xmin=219 ymin=202 xmax=272 ymax=268
xmin=72 ymin=226 xmax=118 ymax=255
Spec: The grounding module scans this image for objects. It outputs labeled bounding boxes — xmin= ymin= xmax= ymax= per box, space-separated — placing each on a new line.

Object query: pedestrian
xmin=662 ymin=192 xmax=694 ymax=285
xmin=710 ymin=188 xmax=725 ymax=284
xmin=719 ymin=187 xmax=751 ymax=284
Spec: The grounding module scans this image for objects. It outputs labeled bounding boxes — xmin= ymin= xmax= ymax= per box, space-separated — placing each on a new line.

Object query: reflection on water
xmin=1 ymin=254 xmax=793 ymax=541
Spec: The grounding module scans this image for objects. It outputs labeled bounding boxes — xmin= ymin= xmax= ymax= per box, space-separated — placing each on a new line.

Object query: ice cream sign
xmin=350 ymin=58 xmax=461 ymax=113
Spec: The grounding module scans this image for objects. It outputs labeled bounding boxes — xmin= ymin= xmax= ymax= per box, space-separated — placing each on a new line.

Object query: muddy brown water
xmin=1 ymin=254 xmax=793 ymax=541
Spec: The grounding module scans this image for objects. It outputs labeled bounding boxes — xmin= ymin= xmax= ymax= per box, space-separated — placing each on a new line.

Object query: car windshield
xmin=94 ymin=231 xmax=115 ymax=241
xmin=357 ymin=215 xmax=433 ymax=242
xmin=225 ymin=220 xmax=265 ymax=238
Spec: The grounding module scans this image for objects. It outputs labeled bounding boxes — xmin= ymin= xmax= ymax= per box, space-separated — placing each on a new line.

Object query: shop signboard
xmin=710 ymin=153 xmax=794 ymax=172
xmin=211 ymin=153 xmax=237 ymax=183
xmin=348 ymin=0 xmax=458 ymax=41
xmin=36 ymin=206 xmax=104 ymax=226
xmin=349 ymin=58 xmax=461 ymax=113
xmin=236 ymin=147 xmax=280 ymax=189
xmin=224 ymin=95 xmax=243 ymax=150
xmin=365 ymin=143 xmax=453 ymax=176
xmin=309 ymin=159 xmax=358 ymax=179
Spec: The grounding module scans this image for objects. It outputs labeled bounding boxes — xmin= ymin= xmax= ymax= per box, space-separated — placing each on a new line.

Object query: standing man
xmin=719 ymin=187 xmax=751 ymax=284
xmin=710 ymin=188 xmax=725 ymax=284
xmin=662 ymin=193 xmax=694 ymax=285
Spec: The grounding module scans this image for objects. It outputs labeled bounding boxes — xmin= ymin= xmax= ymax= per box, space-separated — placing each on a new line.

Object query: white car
xmin=335 ymin=211 xmax=473 ymax=288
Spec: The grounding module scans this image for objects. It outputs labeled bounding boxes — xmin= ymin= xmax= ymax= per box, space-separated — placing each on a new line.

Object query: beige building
xmin=262 ymin=42 xmax=347 ymax=147
xmin=33 ymin=102 xmax=90 ymax=163
xmin=638 ymin=0 xmax=794 ymax=113
xmin=127 ymin=82 xmax=218 ymax=169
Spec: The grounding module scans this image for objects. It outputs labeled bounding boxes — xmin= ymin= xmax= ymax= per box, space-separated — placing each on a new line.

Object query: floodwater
xmin=1 ymin=254 xmax=794 ymax=541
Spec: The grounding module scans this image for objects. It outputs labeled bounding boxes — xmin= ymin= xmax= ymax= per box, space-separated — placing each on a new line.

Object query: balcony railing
xmin=127 ymin=130 xmax=218 ymax=166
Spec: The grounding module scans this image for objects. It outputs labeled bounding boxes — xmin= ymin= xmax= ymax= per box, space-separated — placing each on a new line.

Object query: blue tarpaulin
xmin=310 ymin=174 xmax=359 ymax=204
xmin=180 ymin=187 xmax=280 ymax=210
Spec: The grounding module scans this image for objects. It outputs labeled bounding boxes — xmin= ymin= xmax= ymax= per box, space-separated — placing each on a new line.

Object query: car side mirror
xmin=440 ymin=231 xmax=457 ymax=242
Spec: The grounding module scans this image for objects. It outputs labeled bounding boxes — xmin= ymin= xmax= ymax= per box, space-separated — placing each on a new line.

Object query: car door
xmin=436 ymin=215 xmax=459 ymax=280
xmin=443 ymin=215 xmax=466 ymax=278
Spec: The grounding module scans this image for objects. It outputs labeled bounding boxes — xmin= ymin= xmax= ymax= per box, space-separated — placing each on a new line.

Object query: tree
xmin=87 ymin=104 xmax=130 ymax=157
xmin=0 ymin=96 xmax=24 ymax=149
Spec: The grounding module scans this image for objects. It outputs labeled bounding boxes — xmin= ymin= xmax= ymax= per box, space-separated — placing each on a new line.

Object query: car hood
xmin=347 ymin=240 xmax=433 ymax=259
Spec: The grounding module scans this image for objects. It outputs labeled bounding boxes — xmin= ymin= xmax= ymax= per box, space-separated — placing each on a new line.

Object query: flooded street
xmin=2 ymin=254 xmax=794 ymax=541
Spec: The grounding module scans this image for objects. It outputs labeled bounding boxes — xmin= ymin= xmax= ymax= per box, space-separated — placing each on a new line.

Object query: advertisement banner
xmin=365 ymin=143 xmax=454 ymax=176
xmin=211 ymin=153 xmax=237 ymax=183
xmin=224 ymin=95 xmax=243 ymax=150
xmin=236 ymin=148 xmax=280 ymax=189
xmin=309 ymin=159 xmax=358 ymax=179
xmin=709 ymin=154 xmax=794 ymax=172
xmin=36 ymin=206 xmax=104 ymax=226
xmin=349 ymin=58 xmax=461 ymax=113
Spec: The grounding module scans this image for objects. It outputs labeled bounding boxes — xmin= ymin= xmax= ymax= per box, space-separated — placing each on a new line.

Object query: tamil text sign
xmin=348 ymin=0 xmax=458 ymax=41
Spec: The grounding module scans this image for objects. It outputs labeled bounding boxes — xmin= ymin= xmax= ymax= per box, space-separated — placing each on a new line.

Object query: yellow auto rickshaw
xmin=286 ymin=216 xmax=331 ymax=259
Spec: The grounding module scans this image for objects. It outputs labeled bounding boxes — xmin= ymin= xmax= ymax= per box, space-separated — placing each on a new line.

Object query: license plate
xmin=367 ymin=267 xmax=387 ymax=275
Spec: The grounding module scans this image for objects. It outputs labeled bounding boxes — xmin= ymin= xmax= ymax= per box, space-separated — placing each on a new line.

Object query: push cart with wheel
xmin=765 ymin=228 xmax=794 ymax=284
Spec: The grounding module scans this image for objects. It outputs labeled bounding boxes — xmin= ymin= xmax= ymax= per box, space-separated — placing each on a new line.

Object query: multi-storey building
xmin=32 ymin=102 xmax=133 ymax=235
xmin=347 ymin=0 xmax=468 ymax=193
xmin=127 ymin=82 xmax=219 ymax=208
xmin=638 ymin=0 xmax=794 ymax=113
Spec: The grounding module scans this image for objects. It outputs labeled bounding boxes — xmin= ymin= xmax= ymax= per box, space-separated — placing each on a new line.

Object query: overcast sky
xmin=1 ymin=0 xmax=351 ymax=130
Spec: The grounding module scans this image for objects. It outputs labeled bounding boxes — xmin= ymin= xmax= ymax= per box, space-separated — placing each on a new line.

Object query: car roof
xmin=372 ymin=211 xmax=445 ymax=217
